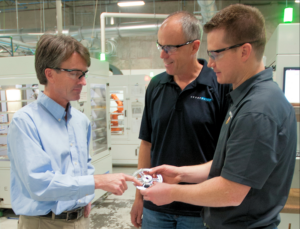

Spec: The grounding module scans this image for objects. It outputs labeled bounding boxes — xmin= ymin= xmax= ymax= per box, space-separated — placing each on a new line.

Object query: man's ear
xmin=241 ymin=43 xmax=252 ymax=62
xmin=44 ymin=68 xmax=54 ymax=83
xmin=192 ymin=40 xmax=201 ymax=54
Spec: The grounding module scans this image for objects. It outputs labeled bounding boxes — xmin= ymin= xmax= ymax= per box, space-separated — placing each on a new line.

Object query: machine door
xmin=0 ymin=84 xmax=39 ymax=161
xmin=0 ymin=83 xmax=39 ymax=209
xmin=109 ymin=86 xmax=128 ymax=140
xmin=90 ymin=83 xmax=109 ymax=158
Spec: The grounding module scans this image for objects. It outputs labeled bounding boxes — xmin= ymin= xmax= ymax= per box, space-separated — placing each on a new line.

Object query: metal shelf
xmin=93 ymin=146 xmax=107 ymax=154
xmin=111 ymin=126 xmax=124 ymax=128
xmin=91 ymin=107 xmax=106 ymax=111
xmin=93 ymin=137 xmax=105 ymax=143
xmin=109 ymin=112 xmax=123 ymax=115
xmin=91 ymin=117 xmax=105 ymax=121
xmin=92 ymin=127 xmax=105 ymax=132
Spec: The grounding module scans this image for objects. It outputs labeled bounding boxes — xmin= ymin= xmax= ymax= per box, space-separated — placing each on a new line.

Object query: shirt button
xmin=58 ymin=119 xmax=61 ymax=121
xmin=78 ymin=200 xmax=81 ymax=203
xmin=70 ymin=143 xmax=73 ymax=146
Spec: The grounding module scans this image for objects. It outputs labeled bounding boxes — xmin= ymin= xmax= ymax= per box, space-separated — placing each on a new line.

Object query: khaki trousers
xmin=18 ymin=215 xmax=90 ymax=229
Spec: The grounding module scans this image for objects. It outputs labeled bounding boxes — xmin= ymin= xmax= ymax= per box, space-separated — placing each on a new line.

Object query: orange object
xmin=111 ymin=94 xmax=124 ymax=132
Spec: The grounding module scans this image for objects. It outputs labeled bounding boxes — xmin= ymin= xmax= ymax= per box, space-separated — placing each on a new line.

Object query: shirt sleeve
xmin=139 ymin=81 xmax=153 ymax=142
xmin=221 ymin=112 xmax=280 ymax=189
xmin=86 ymin=123 xmax=95 ymax=176
xmin=8 ymin=113 xmax=95 ymax=202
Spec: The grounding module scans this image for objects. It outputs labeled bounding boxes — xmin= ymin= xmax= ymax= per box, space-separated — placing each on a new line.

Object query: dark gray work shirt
xmin=202 ymin=68 xmax=297 ymax=229
xmin=140 ymin=59 xmax=231 ymax=216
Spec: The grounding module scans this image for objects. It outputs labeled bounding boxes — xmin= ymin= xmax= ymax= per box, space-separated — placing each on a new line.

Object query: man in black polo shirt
xmin=139 ymin=4 xmax=297 ymax=229
xmin=130 ymin=11 xmax=230 ymax=229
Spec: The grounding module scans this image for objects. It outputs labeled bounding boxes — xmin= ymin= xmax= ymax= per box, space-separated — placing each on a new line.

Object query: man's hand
xmin=147 ymin=165 xmax=182 ymax=184
xmin=130 ymin=197 xmax=144 ymax=228
xmin=94 ymin=173 xmax=142 ymax=195
xmin=140 ymin=183 xmax=174 ymax=206
xmin=84 ymin=202 xmax=91 ymax=218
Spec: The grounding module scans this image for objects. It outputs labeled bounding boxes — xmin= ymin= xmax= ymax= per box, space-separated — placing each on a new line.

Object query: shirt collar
xmin=37 ymin=92 xmax=71 ymax=122
xmin=229 ymin=67 xmax=273 ymax=107
xmin=160 ymin=58 xmax=214 ymax=87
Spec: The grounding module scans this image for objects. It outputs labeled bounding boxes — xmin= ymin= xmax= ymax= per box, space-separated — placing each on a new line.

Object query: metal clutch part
xmin=132 ymin=168 xmax=163 ymax=190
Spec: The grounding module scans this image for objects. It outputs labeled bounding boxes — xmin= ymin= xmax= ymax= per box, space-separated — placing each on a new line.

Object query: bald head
xmin=161 ymin=11 xmax=203 ymax=42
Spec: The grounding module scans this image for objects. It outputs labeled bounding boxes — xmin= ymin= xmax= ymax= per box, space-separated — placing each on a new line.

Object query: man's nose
xmin=207 ymin=57 xmax=215 ymax=68
xmin=79 ymin=76 xmax=87 ymax=86
xmin=160 ymin=49 xmax=168 ymax=59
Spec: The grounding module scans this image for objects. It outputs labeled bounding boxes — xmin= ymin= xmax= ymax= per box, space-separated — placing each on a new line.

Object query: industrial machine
xmin=264 ymin=23 xmax=300 ymax=229
xmin=0 ymin=56 xmax=112 ymax=209
xmin=109 ymin=75 xmax=150 ymax=165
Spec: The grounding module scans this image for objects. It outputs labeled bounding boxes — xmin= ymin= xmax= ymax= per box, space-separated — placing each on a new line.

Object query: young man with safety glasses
xmin=139 ymin=4 xmax=297 ymax=229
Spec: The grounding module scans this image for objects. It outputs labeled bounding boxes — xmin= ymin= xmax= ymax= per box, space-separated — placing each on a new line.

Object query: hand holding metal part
xmin=132 ymin=168 xmax=163 ymax=190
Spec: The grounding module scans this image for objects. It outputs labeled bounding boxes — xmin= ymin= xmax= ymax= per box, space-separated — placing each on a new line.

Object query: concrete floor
xmin=0 ymin=166 xmax=138 ymax=229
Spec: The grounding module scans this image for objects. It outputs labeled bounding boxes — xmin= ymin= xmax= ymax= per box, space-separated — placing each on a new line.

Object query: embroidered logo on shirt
xmin=226 ymin=111 xmax=233 ymax=124
xmin=190 ymin=96 xmax=212 ymax=102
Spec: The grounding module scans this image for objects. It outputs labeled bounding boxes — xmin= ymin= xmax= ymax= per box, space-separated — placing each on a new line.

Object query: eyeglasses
xmin=50 ymin=68 xmax=89 ymax=80
xmin=207 ymin=40 xmax=259 ymax=60
xmin=157 ymin=39 xmax=197 ymax=54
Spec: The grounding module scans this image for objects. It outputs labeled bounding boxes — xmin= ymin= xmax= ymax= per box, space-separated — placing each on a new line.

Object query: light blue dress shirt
xmin=7 ymin=92 xmax=95 ymax=216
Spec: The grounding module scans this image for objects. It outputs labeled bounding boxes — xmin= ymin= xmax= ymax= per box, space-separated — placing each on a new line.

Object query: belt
xmin=42 ymin=207 xmax=84 ymax=221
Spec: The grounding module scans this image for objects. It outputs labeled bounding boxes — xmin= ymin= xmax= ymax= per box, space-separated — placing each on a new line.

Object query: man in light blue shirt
xmin=8 ymin=34 xmax=140 ymax=229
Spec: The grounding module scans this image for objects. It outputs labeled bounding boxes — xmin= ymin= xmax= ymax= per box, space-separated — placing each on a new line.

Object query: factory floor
xmin=0 ymin=166 xmax=138 ymax=229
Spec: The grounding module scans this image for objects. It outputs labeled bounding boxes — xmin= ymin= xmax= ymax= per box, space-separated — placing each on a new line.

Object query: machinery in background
xmin=264 ymin=23 xmax=300 ymax=90
xmin=264 ymin=23 xmax=300 ymax=158
xmin=0 ymin=56 xmax=112 ymax=209
xmin=264 ymin=23 xmax=300 ymax=229
xmin=110 ymin=93 xmax=124 ymax=132
xmin=109 ymin=75 xmax=150 ymax=165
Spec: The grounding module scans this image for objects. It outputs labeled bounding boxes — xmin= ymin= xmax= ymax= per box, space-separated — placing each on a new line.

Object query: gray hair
xmin=35 ymin=34 xmax=90 ymax=85
xmin=163 ymin=11 xmax=203 ymax=42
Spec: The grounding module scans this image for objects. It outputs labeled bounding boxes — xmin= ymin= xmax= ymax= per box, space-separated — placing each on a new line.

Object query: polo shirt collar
xmin=229 ymin=68 xmax=273 ymax=107
xmin=37 ymin=92 xmax=70 ymax=122
xmin=160 ymin=58 xmax=214 ymax=87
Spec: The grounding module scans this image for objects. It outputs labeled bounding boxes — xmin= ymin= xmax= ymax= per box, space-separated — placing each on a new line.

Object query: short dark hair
xmin=204 ymin=4 xmax=266 ymax=61
xmin=164 ymin=11 xmax=203 ymax=41
xmin=35 ymin=34 xmax=90 ymax=85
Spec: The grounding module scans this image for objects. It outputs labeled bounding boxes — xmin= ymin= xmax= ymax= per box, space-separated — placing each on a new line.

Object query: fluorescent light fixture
xmin=118 ymin=1 xmax=145 ymax=7
xmin=284 ymin=8 xmax=293 ymax=22
xmin=295 ymin=0 xmax=300 ymax=3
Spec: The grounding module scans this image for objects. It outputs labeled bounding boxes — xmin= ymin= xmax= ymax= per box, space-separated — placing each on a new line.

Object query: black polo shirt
xmin=202 ymin=68 xmax=297 ymax=229
xmin=139 ymin=59 xmax=231 ymax=216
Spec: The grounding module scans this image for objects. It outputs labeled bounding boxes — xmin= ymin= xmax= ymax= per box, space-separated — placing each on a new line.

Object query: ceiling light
xmin=295 ymin=0 xmax=300 ymax=3
xmin=118 ymin=1 xmax=145 ymax=7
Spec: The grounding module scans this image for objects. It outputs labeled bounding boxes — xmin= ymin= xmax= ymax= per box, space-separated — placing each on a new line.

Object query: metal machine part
xmin=132 ymin=168 xmax=163 ymax=190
